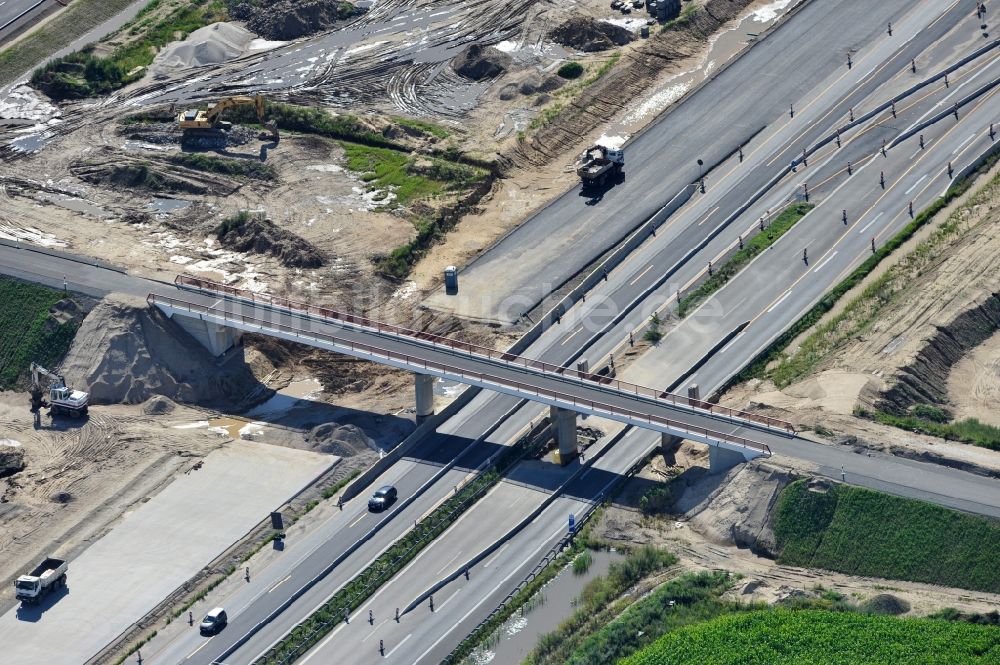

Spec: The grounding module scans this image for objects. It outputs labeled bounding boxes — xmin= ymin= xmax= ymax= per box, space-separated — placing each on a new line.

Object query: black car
xmin=368 ymin=485 xmax=398 ymax=512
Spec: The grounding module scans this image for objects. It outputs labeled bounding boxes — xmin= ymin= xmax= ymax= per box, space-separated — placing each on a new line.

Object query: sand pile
xmin=304 ymin=422 xmax=378 ymax=456
xmin=548 ymin=17 xmax=634 ymax=52
xmin=60 ymin=294 xmax=259 ymax=406
xmin=451 ymin=44 xmax=512 ymax=81
xmin=149 ymin=23 xmax=256 ymax=78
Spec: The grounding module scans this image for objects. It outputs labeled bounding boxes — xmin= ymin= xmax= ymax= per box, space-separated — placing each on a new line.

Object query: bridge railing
xmin=150 ymin=293 xmax=773 ymax=456
xmin=170 ymin=275 xmax=793 ymax=434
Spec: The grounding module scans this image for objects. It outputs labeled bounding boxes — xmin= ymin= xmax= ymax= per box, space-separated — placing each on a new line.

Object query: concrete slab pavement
xmin=0 ymin=441 xmax=335 ymax=665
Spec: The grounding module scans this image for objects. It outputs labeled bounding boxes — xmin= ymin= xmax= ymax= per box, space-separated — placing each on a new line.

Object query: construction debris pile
xmin=227 ymin=0 xmax=365 ymax=40
xmin=548 ymin=16 xmax=635 ymax=52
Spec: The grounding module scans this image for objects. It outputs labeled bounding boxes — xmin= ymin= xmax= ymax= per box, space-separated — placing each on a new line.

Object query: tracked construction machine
xmin=176 ymin=94 xmax=279 ymax=146
xmin=29 ymin=362 xmax=88 ymax=419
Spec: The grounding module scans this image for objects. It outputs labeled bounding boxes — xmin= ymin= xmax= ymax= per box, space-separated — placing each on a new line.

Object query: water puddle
xmin=602 ymin=0 xmax=795 ymax=140
xmin=207 ymin=378 xmax=324 ymax=438
xmin=10 ymin=133 xmax=52 ymax=153
xmin=36 ymin=192 xmax=111 ymax=218
xmin=147 ymin=198 xmax=193 ymax=214
xmin=476 ymin=548 xmax=624 ymax=665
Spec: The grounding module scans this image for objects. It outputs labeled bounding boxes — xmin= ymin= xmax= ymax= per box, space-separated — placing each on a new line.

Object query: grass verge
xmin=676 ymin=203 xmax=813 ymax=318
xmin=254 ymin=433 xmax=543 ymax=664
xmin=527 ymin=569 xmax=734 ymax=665
xmin=0 ymin=0 xmax=138 ymax=88
xmin=338 ymin=143 xmax=484 ymax=206
xmin=622 ymin=609 xmax=1000 ymax=665
xmin=730 ymin=150 xmax=1000 ymax=390
xmin=30 ymin=0 xmax=227 ymax=99
xmin=773 ymin=479 xmax=1000 ymax=593
xmin=861 ymin=407 xmax=1000 ymax=451
xmin=0 ymin=276 xmax=80 ymax=389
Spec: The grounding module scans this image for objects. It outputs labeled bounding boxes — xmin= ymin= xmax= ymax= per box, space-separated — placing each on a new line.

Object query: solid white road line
xmin=767 ymin=290 xmax=792 ymax=313
xmin=812 ymin=250 xmax=838 ymax=273
xmin=904 ymin=174 xmax=928 ymax=195
xmin=857 ymin=211 xmax=884 ymax=235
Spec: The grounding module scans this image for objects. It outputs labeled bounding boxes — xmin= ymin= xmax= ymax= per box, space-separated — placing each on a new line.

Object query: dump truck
xmin=576 ymin=144 xmax=624 ymax=188
xmin=15 ymin=557 xmax=67 ymax=605
xmin=176 ymin=94 xmax=279 ymax=146
xmin=30 ymin=362 xmax=88 ymax=418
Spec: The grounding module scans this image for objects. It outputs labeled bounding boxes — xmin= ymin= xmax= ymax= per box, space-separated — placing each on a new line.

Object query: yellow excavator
xmin=176 ymin=94 xmax=279 ymax=145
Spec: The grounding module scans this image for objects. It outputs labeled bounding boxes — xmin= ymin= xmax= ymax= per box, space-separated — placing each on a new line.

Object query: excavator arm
xmin=176 ymin=94 xmax=278 ymax=142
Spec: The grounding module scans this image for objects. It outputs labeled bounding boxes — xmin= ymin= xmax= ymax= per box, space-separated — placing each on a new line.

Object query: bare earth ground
xmin=0 ymin=394 xmax=223 ymax=608
xmin=595 ymin=448 xmax=1000 ymax=616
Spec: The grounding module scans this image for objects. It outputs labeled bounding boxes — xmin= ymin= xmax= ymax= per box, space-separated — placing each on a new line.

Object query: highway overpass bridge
xmin=151 ymin=276 xmax=794 ymax=469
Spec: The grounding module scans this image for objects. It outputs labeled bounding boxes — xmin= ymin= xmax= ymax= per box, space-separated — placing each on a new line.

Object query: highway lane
xmin=5 ymin=50 xmax=996 ymax=665
xmin=427 ymin=0 xmax=977 ymax=323
xmin=2 ymin=5 xmax=992 ymax=662
xmin=6 ymin=27 xmax=996 ymax=664
xmin=0 ymin=0 xmax=42 ymax=31
xmin=278 ymin=61 xmax=1000 ymax=665
xmin=295 ymin=54 xmax=1000 ymax=665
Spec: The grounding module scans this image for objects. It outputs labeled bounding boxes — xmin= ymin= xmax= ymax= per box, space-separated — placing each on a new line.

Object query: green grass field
xmin=0 ymin=277 xmax=80 ymax=389
xmin=622 ymin=609 xmax=1000 ymax=665
xmin=774 ymin=480 xmax=1000 ymax=593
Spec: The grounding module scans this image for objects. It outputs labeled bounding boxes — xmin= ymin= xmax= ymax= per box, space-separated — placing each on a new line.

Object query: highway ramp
xmin=0 ymin=441 xmax=333 ymax=665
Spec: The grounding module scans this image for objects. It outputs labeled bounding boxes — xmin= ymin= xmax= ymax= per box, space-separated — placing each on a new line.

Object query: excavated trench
xmin=877 ymin=293 xmax=1000 ymax=414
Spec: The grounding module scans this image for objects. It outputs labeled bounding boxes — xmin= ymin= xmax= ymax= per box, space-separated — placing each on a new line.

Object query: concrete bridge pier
xmin=708 ymin=445 xmax=751 ymax=475
xmin=170 ymin=315 xmax=242 ymax=357
xmin=550 ymin=405 xmax=578 ymax=466
xmin=415 ymin=374 xmax=435 ymax=423
xmin=660 ymin=433 xmax=682 ymax=465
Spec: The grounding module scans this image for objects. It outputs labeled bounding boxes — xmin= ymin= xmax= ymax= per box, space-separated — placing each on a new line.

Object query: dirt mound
xmin=0 ymin=439 xmax=25 ymax=477
xmin=228 ymin=0 xmax=364 ymax=40
xmin=216 ymin=214 xmax=327 ymax=268
xmin=548 ymin=16 xmax=634 ymax=52
xmin=142 ymin=395 xmax=177 ymax=415
xmin=451 ymin=44 xmax=511 ymax=81
xmin=149 ymin=23 xmax=255 ymax=78
xmin=304 ymin=422 xmax=377 ymax=456
xmin=60 ymin=294 xmax=260 ymax=406
xmin=677 ymin=460 xmax=796 ymax=555
xmin=860 ymin=593 xmax=911 ymax=615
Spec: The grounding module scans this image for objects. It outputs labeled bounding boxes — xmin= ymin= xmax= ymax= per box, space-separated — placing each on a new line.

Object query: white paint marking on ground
xmin=435 ymin=551 xmax=463 ymax=575
xmin=905 ymin=174 xmax=928 ymax=195
xmin=767 ymin=290 xmax=792 ymax=313
xmin=952 ymin=132 xmax=976 ymax=154
xmin=812 ymin=250 xmax=838 ymax=273
xmin=858 ymin=211 xmax=884 ymax=235
xmin=386 ymin=633 xmax=412 ymax=659
xmin=718 ymin=331 xmax=746 ymax=354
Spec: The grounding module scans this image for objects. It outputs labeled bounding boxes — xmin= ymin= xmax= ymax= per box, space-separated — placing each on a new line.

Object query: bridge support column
xmin=415 ymin=374 xmax=435 ymax=423
xmin=550 ymin=406 xmax=577 ymax=466
xmin=708 ymin=445 xmax=750 ymax=475
xmin=169 ymin=315 xmax=242 ymax=357
xmin=660 ymin=433 xmax=682 ymax=466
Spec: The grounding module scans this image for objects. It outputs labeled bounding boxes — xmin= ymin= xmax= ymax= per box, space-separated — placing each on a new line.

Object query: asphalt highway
xmin=296 ymin=68 xmax=1000 ymax=665
xmin=427 ymin=0 xmax=975 ymax=323
xmin=1 ymin=2 xmax=995 ymax=663
xmin=0 ymin=0 xmax=41 ymax=31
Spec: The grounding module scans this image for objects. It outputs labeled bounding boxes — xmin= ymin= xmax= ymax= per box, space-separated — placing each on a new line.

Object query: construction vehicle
xmin=176 ymin=94 xmax=279 ymax=145
xmin=30 ymin=362 xmax=88 ymax=418
xmin=576 ymin=144 xmax=624 ymax=189
xmin=15 ymin=557 xmax=67 ymax=605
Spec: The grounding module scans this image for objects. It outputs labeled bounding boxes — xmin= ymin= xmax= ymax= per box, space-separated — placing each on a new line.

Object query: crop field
xmin=774 ymin=480 xmax=1000 ymax=593
xmin=0 ymin=276 xmax=80 ymax=389
xmin=621 ymin=609 xmax=1000 ymax=665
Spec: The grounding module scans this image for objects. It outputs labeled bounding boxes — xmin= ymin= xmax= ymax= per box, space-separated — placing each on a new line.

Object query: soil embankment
xmin=215 ymin=214 xmax=328 ymax=268
xmin=509 ymin=0 xmax=756 ymax=167
xmin=60 ymin=293 xmax=260 ymax=406
xmin=548 ymin=16 xmax=634 ymax=52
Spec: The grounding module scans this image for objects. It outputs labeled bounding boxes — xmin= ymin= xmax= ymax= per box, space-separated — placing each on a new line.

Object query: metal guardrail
xmin=169 ymin=275 xmax=794 ymax=435
xmin=149 ymin=293 xmax=775 ymax=456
